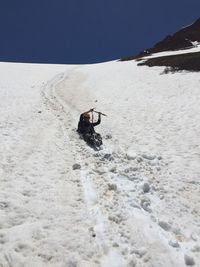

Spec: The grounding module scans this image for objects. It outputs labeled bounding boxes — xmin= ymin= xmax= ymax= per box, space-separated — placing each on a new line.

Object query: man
xmin=78 ymin=109 xmax=102 ymax=147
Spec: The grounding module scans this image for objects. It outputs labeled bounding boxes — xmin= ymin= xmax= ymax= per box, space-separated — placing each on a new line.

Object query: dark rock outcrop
xmin=138 ymin=52 xmax=200 ymax=72
xmin=150 ymin=18 xmax=200 ymax=53
xmin=121 ymin=18 xmax=200 ymax=61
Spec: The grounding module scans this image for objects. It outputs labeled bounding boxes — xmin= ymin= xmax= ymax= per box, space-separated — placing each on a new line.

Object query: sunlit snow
xmin=0 ymin=50 xmax=200 ymax=266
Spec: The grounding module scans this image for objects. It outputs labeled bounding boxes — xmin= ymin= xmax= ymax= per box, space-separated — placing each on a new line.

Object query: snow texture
xmin=0 ymin=48 xmax=200 ymax=267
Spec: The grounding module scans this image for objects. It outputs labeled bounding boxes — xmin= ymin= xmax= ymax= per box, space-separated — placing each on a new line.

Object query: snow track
xmin=42 ymin=69 xmax=126 ymax=266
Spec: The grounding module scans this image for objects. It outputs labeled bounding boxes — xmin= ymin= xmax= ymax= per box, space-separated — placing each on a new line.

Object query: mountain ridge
xmin=121 ymin=17 xmax=200 ymax=61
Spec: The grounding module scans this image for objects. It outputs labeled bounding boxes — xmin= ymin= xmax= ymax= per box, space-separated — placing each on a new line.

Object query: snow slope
xmin=143 ymin=44 xmax=200 ymax=59
xmin=0 ymin=55 xmax=200 ymax=267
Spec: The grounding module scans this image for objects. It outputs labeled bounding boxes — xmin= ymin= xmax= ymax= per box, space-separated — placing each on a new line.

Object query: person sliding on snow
xmin=77 ymin=108 xmax=102 ymax=148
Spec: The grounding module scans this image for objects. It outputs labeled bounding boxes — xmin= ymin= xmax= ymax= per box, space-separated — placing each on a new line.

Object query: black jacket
xmin=78 ymin=114 xmax=101 ymax=135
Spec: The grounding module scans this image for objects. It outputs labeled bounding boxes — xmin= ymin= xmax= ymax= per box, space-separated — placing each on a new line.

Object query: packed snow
xmin=0 ymin=51 xmax=200 ymax=267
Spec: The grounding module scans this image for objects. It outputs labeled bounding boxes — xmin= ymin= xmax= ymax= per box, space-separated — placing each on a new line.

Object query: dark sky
xmin=0 ymin=0 xmax=200 ymax=64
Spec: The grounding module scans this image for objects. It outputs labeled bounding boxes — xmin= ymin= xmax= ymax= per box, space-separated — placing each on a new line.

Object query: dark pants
xmin=83 ymin=132 xmax=102 ymax=147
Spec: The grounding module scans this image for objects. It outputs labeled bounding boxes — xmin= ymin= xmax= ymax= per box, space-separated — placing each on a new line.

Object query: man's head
xmin=83 ymin=112 xmax=90 ymax=121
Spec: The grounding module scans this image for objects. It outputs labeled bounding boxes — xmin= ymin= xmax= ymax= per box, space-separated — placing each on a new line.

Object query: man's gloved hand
xmin=90 ymin=108 xmax=94 ymax=112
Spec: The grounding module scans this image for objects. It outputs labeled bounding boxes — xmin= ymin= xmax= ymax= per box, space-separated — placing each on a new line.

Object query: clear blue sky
xmin=0 ymin=0 xmax=199 ymax=64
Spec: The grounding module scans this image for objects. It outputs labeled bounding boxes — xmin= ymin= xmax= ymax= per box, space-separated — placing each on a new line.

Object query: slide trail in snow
xmin=43 ymin=70 xmax=126 ymax=266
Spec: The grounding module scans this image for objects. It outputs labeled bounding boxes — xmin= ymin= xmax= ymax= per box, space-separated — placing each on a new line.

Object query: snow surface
xmin=142 ymin=44 xmax=200 ymax=59
xmin=0 ymin=53 xmax=200 ymax=267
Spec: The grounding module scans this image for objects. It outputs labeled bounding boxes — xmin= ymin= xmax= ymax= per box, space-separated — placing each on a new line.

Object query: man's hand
xmin=90 ymin=108 xmax=94 ymax=112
